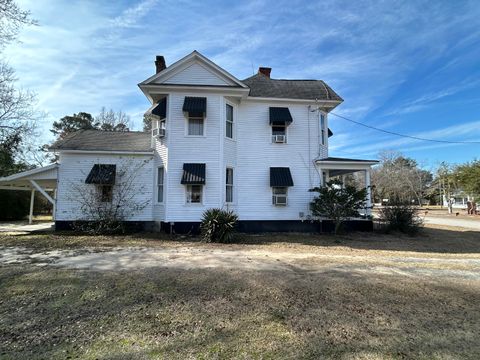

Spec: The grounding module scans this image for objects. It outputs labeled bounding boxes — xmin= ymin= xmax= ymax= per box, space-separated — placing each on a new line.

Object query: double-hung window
xmin=186 ymin=185 xmax=202 ymax=203
xmin=188 ymin=114 xmax=204 ymax=136
xmin=226 ymin=168 xmax=233 ymax=203
xmin=226 ymin=104 xmax=233 ymax=139
xmin=320 ymin=114 xmax=326 ymax=145
xmin=157 ymin=167 xmax=164 ymax=203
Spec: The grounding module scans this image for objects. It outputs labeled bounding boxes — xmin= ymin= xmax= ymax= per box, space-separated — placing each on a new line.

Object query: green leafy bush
xmin=200 ymin=208 xmax=238 ymax=243
xmin=309 ymin=179 xmax=369 ymax=234
xmin=379 ymin=203 xmax=423 ymax=235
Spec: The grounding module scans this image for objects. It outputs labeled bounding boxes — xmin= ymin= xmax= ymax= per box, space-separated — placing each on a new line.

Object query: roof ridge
xmin=81 ymin=129 xmax=149 ymax=135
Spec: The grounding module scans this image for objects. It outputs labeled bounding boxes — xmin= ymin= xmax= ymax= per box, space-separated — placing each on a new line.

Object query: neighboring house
xmin=0 ymin=51 xmax=378 ymax=233
xmin=443 ymin=191 xmax=475 ymax=209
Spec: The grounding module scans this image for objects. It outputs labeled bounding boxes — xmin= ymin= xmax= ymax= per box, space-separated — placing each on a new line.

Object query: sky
xmin=4 ymin=0 xmax=480 ymax=168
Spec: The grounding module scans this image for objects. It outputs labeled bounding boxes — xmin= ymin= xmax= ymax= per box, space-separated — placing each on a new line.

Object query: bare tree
xmin=96 ymin=107 xmax=132 ymax=132
xmin=0 ymin=62 xmax=37 ymax=140
xmin=0 ymin=0 xmax=37 ymax=49
xmin=436 ymin=162 xmax=459 ymax=214
xmin=372 ymin=151 xmax=432 ymax=205
xmin=68 ymin=158 xmax=151 ymax=234
xmin=0 ymin=1 xmax=40 ymax=166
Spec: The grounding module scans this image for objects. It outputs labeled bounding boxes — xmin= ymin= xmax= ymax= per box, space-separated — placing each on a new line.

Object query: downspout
xmin=307 ymin=105 xmax=312 ymax=188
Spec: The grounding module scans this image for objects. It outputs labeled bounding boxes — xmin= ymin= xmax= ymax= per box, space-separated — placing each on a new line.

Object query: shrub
xmin=309 ymin=179 xmax=369 ymax=234
xmin=379 ymin=203 xmax=423 ymax=235
xmin=200 ymin=208 xmax=238 ymax=243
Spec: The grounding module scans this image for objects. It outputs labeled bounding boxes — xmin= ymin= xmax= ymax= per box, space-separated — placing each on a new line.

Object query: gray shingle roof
xmin=242 ymin=73 xmax=343 ymax=102
xmin=49 ymin=130 xmax=152 ymax=153
xmin=318 ymin=157 xmax=379 ymax=163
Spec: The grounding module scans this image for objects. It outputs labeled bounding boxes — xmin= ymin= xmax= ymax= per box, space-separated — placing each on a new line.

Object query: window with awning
xmin=270 ymin=167 xmax=294 ymax=187
xmin=85 ymin=164 xmax=116 ymax=185
xmin=145 ymin=97 xmax=167 ymax=119
xmin=183 ymin=97 xmax=207 ymax=117
xmin=181 ymin=163 xmax=206 ymax=185
xmin=269 ymin=107 xmax=293 ymax=126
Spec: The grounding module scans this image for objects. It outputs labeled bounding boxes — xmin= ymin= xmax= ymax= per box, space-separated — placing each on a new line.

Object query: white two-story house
xmin=0 ymin=51 xmax=377 ymax=233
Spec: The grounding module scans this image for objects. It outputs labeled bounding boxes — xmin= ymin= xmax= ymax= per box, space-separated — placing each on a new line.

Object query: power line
xmin=330 ymin=112 xmax=480 ymax=144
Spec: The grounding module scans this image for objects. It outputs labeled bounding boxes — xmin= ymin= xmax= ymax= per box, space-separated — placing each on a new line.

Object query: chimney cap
xmin=258 ymin=67 xmax=272 ymax=78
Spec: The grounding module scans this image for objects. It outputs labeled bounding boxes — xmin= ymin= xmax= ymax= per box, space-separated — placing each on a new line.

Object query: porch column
xmin=29 ymin=189 xmax=35 ymax=224
xmin=365 ymin=169 xmax=372 ymax=216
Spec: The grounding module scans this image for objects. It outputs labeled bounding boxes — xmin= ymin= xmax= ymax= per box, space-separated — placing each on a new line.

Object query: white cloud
xmin=4 ymin=0 xmax=480 ymax=166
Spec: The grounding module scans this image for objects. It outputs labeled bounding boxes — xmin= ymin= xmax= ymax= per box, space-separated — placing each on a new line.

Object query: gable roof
xmin=242 ymin=73 xmax=343 ymax=102
xmin=139 ymin=50 xmax=248 ymax=88
xmin=49 ymin=130 xmax=152 ymax=153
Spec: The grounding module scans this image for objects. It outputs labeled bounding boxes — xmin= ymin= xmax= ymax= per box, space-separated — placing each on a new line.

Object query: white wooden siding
xmin=56 ymin=97 xmax=331 ymax=224
xmin=234 ymin=101 xmax=321 ymax=220
xmin=162 ymin=62 xmax=232 ymax=86
xmin=164 ymin=93 xmax=223 ymax=221
xmin=56 ymin=153 xmax=154 ymax=221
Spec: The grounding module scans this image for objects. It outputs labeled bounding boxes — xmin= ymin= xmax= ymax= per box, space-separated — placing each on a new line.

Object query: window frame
xmin=157 ymin=166 xmax=164 ymax=204
xmin=271 ymin=124 xmax=287 ymax=143
xmin=186 ymin=184 xmax=203 ymax=204
xmin=186 ymin=114 xmax=205 ymax=137
xmin=225 ymin=103 xmax=234 ymax=139
xmin=225 ymin=167 xmax=234 ymax=203
xmin=320 ymin=113 xmax=326 ymax=146
xmin=272 ymin=186 xmax=288 ymax=206
xmin=99 ymin=185 xmax=113 ymax=203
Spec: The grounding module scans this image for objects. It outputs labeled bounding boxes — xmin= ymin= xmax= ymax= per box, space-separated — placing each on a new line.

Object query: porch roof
xmin=316 ymin=157 xmax=378 ymax=177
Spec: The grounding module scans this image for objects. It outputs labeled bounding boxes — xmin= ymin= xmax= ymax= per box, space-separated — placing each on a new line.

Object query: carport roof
xmin=0 ymin=164 xmax=58 ymax=191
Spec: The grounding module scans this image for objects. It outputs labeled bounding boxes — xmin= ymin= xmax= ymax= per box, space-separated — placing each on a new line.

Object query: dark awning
xmin=181 ymin=163 xmax=206 ymax=185
xmin=85 ymin=164 xmax=116 ymax=185
xmin=328 ymin=128 xmax=333 ymax=137
xmin=270 ymin=167 xmax=294 ymax=187
xmin=269 ymin=107 xmax=293 ymax=126
xmin=183 ymin=97 xmax=207 ymax=117
xmin=145 ymin=97 xmax=166 ymax=119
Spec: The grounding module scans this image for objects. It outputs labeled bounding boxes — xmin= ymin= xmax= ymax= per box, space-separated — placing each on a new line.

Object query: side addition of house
xmin=0 ymin=51 xmax=378 ymax=232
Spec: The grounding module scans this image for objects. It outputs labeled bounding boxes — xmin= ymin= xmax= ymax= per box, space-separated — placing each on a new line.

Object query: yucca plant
xmin=200 ymin=208 xmax=238 ymax=243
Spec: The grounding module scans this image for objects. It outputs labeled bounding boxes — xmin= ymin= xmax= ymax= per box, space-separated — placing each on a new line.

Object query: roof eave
xmin=48 ymin=149 xmax=154 ymax=155
xmin=245 ymin=96 xmax=343 ymax=106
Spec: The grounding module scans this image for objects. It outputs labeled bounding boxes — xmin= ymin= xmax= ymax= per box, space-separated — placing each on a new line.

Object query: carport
xmin=0 ymin=164 xmax=58 ymax=224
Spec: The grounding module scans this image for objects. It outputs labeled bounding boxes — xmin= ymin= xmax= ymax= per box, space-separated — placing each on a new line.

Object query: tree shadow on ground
xmin=234 ymin=226 xmax=480 ymax=254
xmin=0 ymin=264 xmax=478 ymax=359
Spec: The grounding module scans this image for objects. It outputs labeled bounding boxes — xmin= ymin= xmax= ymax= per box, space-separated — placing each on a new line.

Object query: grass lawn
xmin=1 ymin=227 xmax=480 ymax=359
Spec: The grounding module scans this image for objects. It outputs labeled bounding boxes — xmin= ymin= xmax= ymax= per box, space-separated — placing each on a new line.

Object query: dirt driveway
xmin=2 ymin=242 xmax=480 ymax=280
xmin=1 ymin=227 xmax=480 ymax=359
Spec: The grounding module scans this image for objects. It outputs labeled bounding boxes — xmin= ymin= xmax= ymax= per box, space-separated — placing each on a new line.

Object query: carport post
xmin=29 ymin=189 xmax=35 ymax=224
xmin=365 ymin=169 xmax=372 ymax=216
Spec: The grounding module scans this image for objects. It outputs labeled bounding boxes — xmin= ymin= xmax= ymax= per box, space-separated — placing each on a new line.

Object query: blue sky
xmin=5 ymin=0 xmax=480 ymax=168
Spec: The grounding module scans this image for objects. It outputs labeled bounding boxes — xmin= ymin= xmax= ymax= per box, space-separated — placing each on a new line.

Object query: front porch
xmin=316 ymin=156 xmax=379 ymax=216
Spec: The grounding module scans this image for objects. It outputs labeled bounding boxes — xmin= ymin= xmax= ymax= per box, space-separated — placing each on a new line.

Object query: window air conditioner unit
xmin=273 ymin=195 xmax=288 ymax=206
xmin=273 ymin=135 xmax=286 ymax=143
xmin=152 ymin=128 xmax=166 ymax=138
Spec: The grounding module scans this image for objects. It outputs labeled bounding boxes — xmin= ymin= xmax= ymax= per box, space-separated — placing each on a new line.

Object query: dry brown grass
xmin=1 ymin=227 xmax=480 ymax=359
xmin=1 ymin=263 xmax=478 ymax=359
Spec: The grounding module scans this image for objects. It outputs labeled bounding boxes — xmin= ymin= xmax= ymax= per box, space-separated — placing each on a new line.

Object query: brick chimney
xmin=155 ymin=56 xmax=166 ymax=73
xmin=258 ymin=67 xmax=271 ymax=78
